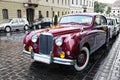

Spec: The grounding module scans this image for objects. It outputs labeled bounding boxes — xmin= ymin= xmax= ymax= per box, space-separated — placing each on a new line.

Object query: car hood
xmin=24 ymin=25 xmax=89 ymax=43
xmin=0 ymin=23 xmax=10 ymax=27
xmin=34 ymin=24 xmax=90 ymax=36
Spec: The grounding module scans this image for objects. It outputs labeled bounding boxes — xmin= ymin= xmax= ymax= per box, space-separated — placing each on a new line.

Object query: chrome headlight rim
xmin=31 ymin=35 xmax=38 ymax=43
xmin=55 ymin=37 xmax=63 ymax=46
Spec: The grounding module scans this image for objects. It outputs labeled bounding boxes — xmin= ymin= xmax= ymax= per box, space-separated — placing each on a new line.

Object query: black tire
xmin=24 ymin=25 xmax=29 ymax=30
xmin=74 ymin=47 xmax=89 ymax=71
xmin=5 ymin=26 xmax=11 ymax=32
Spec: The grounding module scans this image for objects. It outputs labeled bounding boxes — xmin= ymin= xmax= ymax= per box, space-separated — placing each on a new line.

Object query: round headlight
xmin=55 ymin=37 xmax=63 ymax=46
xmin=31 ymin=35 xmax=38 ymax=43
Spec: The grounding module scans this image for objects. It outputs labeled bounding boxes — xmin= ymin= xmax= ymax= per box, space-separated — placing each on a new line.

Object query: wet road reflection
xmin=0 ymin=31 xmax=29 ymax=42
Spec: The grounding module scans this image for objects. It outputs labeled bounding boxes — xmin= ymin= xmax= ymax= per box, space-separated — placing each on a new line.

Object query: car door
xmin=93 ymin=15 xmax=107 ymax=50
xmin=11 ymin=19 xmax=19 ymax=30
xmin=18 ymin=18 xmax=25 ymax=29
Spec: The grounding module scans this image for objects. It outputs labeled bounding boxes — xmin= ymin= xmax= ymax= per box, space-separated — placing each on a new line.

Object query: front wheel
xmin=24 ymin=25 xmax=29 ymax=31
xmin=74 ymin=47 xmax=89 ymax=71
xmin=5 ymin=26 xmax=11 ymax=32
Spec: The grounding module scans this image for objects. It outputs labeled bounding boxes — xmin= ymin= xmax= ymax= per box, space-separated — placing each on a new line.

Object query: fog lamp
xmin=60 ymin=51 xmax=65 ymax=59
xmin=28 ymin=46 xmax=32 ymax=52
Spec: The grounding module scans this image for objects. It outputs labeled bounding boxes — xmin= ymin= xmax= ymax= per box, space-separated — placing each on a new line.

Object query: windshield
xmin=0 ymin=19 xmax=12 ymax=23
xmin=59 ymin=15 xmax=93 ymax=25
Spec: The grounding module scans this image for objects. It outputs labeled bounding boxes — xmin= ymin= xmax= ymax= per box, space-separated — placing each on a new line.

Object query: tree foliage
xmin=106 ymin=6 xmax=111 ymax=14
xmin=94 ymin=1 xmax=106 ymax=13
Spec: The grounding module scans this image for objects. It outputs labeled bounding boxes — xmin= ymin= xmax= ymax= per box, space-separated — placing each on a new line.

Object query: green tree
xmin=94 ymin=1 xmax=100 ymax=13
xmin=106 ymin=6 xmax=111 ymax=14
xmin=94 ymin=1 xmax=106 ymax=13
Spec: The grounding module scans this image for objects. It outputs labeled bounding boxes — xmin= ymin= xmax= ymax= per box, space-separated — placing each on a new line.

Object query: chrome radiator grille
xmin=39 ymin=33 xmax=53 ymax=55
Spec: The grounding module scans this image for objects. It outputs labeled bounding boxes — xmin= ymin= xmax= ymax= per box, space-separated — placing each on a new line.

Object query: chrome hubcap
xmin=6 ymin=27 xmax=10 ymax=32
xmin=78 ymin=54 xmax=85 ymax=64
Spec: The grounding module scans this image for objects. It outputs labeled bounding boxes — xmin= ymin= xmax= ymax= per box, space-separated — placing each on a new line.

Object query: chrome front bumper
xmin=23 ymin=49 xmax=75 ymax=65
xmin=23 ymin=49 xmax=31 ymax=54
xmin=31 ymin=51 xmax=75 ymax=65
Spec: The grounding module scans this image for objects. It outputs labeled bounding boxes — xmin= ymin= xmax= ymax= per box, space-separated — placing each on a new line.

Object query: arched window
xmin=46 ymin=11 xmax=49 ymax=17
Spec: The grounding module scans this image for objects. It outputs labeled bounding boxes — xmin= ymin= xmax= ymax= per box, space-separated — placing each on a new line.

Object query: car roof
xmin=106 ymin=17 xmax=116 ymax=20
xmin=63 ymin=13 xmax=102 ymax=17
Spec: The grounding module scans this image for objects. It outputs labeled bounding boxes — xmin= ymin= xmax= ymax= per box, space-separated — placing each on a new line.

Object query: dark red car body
xmin=23 ymin=13 xmax=109 ymax=71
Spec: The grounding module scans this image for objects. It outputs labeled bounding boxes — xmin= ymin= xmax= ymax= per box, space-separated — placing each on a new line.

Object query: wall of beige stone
xmin=0 ymin=1 xmax=26 ymax=22
xmin=35 ymin=5 xmax=69 ymax=20
xmin=0 ymin=1 xmax=69 ymax=22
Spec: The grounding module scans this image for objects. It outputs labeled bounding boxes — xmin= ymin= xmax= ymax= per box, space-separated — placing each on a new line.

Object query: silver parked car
xmin=107 ymin=17 xmax=120 ymax=39
xmin=0 ymin=18 xmax=29 ymax=32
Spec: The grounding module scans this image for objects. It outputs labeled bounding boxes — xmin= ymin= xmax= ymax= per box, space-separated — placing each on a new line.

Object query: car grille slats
xmin=39 ymin=33 xmax=53 ymax=55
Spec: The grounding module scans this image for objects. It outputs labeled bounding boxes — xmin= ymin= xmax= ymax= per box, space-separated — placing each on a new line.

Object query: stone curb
xmin=93 ymin=34 xmax=120 ymax=80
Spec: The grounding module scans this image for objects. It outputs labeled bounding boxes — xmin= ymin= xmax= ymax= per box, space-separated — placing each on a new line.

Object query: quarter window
xmin=101 ymin=16 xmax=107 ymax=25
xmin=94 ymin=16 xmax=101 ymax=26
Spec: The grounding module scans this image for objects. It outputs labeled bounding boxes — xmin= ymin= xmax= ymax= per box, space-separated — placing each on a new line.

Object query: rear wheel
xmin=74 ymin=47 xmax=89 ymax=71
xmin=5 ymin=26 xmax=11 ymax=32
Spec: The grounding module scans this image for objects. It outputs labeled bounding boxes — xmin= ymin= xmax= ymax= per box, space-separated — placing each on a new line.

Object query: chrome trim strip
xmin=53 ymin=57 xmax=75 ymax=65
xmin=23 ymin=50 xmax=31 ymax=54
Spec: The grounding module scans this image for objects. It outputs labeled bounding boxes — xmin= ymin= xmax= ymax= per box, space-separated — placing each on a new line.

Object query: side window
xmin=19 ymin=19 xmax=24 ymax=23
xmin=94 ymin=16 xmax=101 ymax=27
xmin=101 ymin=16 xmax=107 ymax=25
xmin=12 ymin=19 xmax=18 ymax=24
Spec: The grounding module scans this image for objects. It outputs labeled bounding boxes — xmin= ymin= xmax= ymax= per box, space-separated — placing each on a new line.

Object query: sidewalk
xmin=94 ymin=34 xmax=120 ymax=80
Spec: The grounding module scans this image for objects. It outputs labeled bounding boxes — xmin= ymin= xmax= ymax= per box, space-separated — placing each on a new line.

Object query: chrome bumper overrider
xmin=31 ymin=52 xmax=75 ymax=65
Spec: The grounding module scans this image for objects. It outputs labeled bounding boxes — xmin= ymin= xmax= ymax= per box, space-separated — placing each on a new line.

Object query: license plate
xmin=34 ymin=54 xmax=51 ymax=64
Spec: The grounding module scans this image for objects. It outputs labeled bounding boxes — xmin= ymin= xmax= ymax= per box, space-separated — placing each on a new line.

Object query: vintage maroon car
xmin=23 ymin=13 xmax=109 ymax=71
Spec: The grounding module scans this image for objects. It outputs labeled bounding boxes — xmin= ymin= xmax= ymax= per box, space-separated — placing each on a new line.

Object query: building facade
xmin=0 ymin=0 xmax=94 ymax=23
xmin=110 ymin=0 xmax=120 ymax=17
xmin=70 ymin=0 xmax=94 ymax=13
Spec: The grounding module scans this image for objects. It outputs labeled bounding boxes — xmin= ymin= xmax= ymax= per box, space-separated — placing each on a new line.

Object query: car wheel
xmin=74 ymin=47 xmax=89 ymax=71
xmin=38 ymin=25 xmax=41 ymax=29
xmin=24 ymin=25 xmax=29 ymax=30
xmin=5 ymin=26 xmax=11 ymax=32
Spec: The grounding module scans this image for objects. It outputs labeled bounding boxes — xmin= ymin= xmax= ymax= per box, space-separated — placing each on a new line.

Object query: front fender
xmin=63 ymin=33 xmax=80 ymax=58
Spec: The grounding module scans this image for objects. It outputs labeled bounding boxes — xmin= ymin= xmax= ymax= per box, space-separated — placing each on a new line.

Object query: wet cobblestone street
xmin=0 ymin=31 xmax=117 ymax=80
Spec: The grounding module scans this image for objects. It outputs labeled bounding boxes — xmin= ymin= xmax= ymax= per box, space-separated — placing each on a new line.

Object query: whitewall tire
xmin=74 ymin=47 xmax=89 ymax=71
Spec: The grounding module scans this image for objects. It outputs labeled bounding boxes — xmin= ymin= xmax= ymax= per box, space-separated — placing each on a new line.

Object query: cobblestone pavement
xmin=0 ymin=31 xmax=118 ymax=80
xmin=94 ymin=34 xmax=120 ymax=80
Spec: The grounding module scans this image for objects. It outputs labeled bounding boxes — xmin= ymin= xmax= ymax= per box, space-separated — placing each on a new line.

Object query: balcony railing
xmin=24 ymin=0 xmax=38 ymax=4
xmin=23 ymin=0 xmax=38 ymax=7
